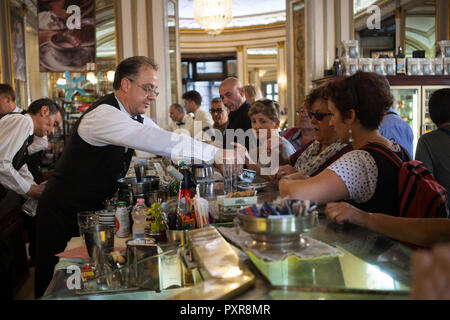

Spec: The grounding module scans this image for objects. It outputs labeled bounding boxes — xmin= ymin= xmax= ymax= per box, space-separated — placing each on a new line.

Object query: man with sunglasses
xmin=34 ymin=56 xmax=244 ymax=298
xmin=202 ymin=98 xmax=230 ymax=147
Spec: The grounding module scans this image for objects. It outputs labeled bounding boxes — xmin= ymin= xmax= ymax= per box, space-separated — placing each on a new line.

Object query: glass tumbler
xmin=77 ymin=211 xmax=99 ymax=238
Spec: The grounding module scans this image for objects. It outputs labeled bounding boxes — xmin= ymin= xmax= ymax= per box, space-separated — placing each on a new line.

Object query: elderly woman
xmin=279 ymin=71 xmax=410 ymax=215
xmin=246 ymin=99 xmax=296 ymax=176
xmin=275 ymin=86 xmax=352 ymax=180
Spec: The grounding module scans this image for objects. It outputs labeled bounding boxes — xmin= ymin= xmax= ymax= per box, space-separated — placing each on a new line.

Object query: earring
xmin=348 ymin=128 xmax=354 ymax=143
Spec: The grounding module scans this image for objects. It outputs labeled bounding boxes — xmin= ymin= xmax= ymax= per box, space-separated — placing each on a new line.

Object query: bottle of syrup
xmin=396 ymin=46 xmax=406 ymax=75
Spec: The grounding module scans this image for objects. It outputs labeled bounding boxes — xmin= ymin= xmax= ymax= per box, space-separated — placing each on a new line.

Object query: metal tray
xmin=235 ymin=211 xmax=318 ymax=243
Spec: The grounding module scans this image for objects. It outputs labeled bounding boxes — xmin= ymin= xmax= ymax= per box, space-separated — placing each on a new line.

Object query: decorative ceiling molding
xmin=180 ymin=11 xmax=286 ymax=29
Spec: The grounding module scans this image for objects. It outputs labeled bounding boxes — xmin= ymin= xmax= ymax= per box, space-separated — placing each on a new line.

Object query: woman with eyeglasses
xmin=279 ymin=71 xmax=411 ymax=216
xmin=274 ymin=86 xmax=352 ymax=181
xmin=246 ymin=99 xmax=296 ymax=176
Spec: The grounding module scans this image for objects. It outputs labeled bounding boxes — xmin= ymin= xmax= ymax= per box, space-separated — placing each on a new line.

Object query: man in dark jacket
xmin=219 ymin=77 xmax=253 ymax=150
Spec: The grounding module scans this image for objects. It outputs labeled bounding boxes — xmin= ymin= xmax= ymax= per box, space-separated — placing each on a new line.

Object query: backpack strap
xmin=359 ymin=142 xmax=404 ymax=168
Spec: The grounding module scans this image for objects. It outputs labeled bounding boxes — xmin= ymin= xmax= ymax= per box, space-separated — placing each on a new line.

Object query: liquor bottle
xmin=332 ymin=48 xmax=343 ymax=76
xmin=396 ymin=46 xmax=406 ymax=75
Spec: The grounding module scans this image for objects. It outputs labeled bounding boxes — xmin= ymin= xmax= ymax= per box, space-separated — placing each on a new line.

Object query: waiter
xmin=0 ymin=98 xmax=63 ymax=202
xmin=0 ymin=98 xmax=62 ymax=300
xmin=34 ymin=56 xmax=243 ymax=298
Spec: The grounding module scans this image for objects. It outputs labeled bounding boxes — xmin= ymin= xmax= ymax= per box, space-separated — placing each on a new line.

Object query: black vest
xmin=44 ymin=94 xmax=139 ymax=211
xmin=350 ymin=143 xmax=410 ymax=216
xmin=0 ymin=113 xmax=34 ymax=200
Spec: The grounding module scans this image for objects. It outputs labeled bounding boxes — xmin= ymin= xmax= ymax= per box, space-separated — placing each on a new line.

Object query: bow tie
xmin=132 ymin=116 xmax=144 ymax=123
xmin=177 ymin=122 xmax=185 ymax=126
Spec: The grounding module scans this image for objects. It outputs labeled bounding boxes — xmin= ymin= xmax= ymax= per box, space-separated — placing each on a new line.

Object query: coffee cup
xmin=49 ymin=32 xmax=82 ymax=53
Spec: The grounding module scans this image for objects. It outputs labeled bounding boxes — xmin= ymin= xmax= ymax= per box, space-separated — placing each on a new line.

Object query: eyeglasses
xmin=211 ymin=108 xmax=225 ymax=114
xmin=308 ymin=111 xmax=333 ymax=121
xmin=296 ymin=108 xmax=308 ymax=116
xmin=127 ymin=78 xmax=159 ymax=97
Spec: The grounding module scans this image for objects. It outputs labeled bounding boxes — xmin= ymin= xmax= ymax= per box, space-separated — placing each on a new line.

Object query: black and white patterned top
xmin=328 ymin=141 xmax=401 ymax=203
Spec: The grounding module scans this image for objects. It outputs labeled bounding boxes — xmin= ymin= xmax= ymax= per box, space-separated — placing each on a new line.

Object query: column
xmin=325 ymin=0 xmax=336 ymax=71
xmin=394 ymin=8 xmax=401 ymax=49
xmin=236 ymin=45 xmax=248 ymax=85
xmin=115 ymin=0 xmax=171 ymax=127
xmin=147 ymin=0 xmax=170 ymax=127
xmin=0 ymin=0 xmax=13 ymax=84
xmin=335 ymin=0 xmax=354 ymax=45
xmin=437 ymin=0 xmax=450 ymax=41
xmin=115 ymin=0 xmax=136 ymax=61
xmin=277 ymin=41 xmax=287 ymax=114
xmin=310 ymin=0 xmax=325 ymax=82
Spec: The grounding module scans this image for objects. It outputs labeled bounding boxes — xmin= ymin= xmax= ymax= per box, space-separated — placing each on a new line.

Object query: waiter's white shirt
xmin=77 ymin=96 xmax=219 ymax=163
xmin=28 ymin=136 xmax=48 ymax=155
xmin=192 ymin=108 xmax=214 ymax=137
xmin=11 ymin=106 xmax=48 ymax=155
xmin=165 ymin=114 xmax=194 ymax=137
xmin=0 ymin=114 xmax=36 ymax=195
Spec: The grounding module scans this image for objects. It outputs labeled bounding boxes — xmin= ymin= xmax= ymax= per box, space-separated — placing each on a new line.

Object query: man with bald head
xmin=219 ymin=77 xmax=252 ymax=149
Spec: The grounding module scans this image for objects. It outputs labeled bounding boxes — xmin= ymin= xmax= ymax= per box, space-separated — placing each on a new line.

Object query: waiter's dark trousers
xmin=34 ymin=198 xmax=77 ymax=298
xmin=0 ymin=234 xmax=13 ymax=299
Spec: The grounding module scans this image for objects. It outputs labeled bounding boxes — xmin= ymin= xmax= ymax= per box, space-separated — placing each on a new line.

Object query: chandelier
xmin=193 ymin=0 xmax=233 ymax=35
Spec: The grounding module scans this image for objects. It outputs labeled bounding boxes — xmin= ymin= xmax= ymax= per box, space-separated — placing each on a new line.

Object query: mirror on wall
xmin=405 ymin=1 xmax=436 ymax=57
xmin=353 ymin=0 xmax=437 ymax=58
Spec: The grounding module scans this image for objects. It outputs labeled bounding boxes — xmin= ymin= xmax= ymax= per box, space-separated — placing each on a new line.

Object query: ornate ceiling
xmin=178 ymin=0 xmax=286 ymax=29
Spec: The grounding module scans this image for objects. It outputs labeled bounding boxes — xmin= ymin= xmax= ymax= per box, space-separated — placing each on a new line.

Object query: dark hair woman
xmin=279 ymin=71 xmax=411 ymax=216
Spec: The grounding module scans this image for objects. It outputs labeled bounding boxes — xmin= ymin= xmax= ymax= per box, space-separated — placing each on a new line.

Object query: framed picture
xmin=10 ymin=7 xmax=26 ymax=81
xmin=370 ymin=49 xmax=395 ymax=59
xmin=38 ymin=0 xmax=96 ymax=72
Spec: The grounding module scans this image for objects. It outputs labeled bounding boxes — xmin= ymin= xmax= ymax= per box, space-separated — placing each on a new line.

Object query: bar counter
xmin=42 ymin=181 xmax=413 ymax=300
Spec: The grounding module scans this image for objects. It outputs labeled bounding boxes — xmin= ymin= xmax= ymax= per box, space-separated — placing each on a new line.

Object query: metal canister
xmin=115 ymin=201 xmax=130 ymax=238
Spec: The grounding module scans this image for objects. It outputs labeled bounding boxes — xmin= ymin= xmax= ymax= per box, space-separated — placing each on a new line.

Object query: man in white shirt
xmin=166 ymin=103 xmax=193 ymax=136
xmin=34 ymin=56 xmax=244 ymax=298
xmin=182 ymin=90 xmax=214 ymax=138
xmin=0 ymin=84 xmax=17 ymax=114
xmin=0 ymin=84 xmax=49 ymax=154
xmin=0 ymin=98 xmax=63 ymax=202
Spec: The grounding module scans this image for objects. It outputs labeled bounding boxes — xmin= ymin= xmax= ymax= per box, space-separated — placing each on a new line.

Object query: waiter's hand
xmin=214 ymin=143 xmax=246 ymax=175
xmin=27 ymin=184 xmax=45 ymax=200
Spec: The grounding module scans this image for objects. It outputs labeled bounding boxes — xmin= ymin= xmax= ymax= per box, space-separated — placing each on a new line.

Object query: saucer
xmin=39 ymin=42 xmax=95 ymax=72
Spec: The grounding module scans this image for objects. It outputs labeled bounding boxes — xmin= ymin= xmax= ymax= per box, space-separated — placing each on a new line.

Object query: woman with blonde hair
xmin=246 ymin=99 xmax=296 ymax=176
xmin=244 ymin=84 xmax=263 ymax=105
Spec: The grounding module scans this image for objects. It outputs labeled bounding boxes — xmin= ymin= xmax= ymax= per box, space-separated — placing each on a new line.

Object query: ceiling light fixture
xmin=193 ymin=0 xmax=232 ymax=35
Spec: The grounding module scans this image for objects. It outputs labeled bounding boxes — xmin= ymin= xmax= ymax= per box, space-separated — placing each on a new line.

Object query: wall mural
xmin=293 ymin=2 xmax=305 ymax=125
xmin=10 ymin=9 xmax=26 ymax=82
